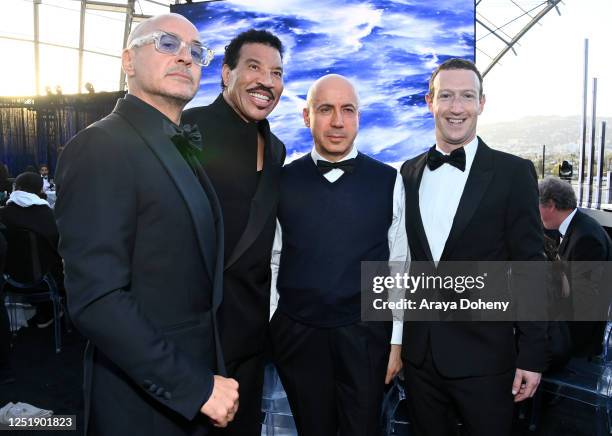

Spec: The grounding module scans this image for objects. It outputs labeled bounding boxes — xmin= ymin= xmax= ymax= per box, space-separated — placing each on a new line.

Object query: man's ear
xmin=478 ymin=93 xmax=486 ymax=115
xmin=425 ymin=93 xmax=433 ymax=113
xmin=122 ymin=49 xmax=135 ymax=77
xmin=303 ymin=107 xmax=310 ymax=127
xmin=221 ymin=64 xmax=231 ymax=89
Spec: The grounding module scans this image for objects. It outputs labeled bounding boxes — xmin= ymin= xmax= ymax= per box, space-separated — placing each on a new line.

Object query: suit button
xmin=156 ymin=387 xmax=165 ymax=396
xmin=164 ymin=391 xmax=172 ymax=400
xmin=143 ymin=379 xmax=152 ymax=389
xmin=148 ymin=384 xmax=158 ymax=393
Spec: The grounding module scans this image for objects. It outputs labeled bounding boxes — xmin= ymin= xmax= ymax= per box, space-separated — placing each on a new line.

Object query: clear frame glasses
xmin=129 ymin=30 xmax=214 ymax=67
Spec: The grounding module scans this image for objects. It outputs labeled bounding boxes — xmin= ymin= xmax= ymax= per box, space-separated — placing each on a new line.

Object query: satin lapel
xmin=225 ymin=121 xmax=279 ymax=270
xmin=440 ymin=139 xmax=494 ymax=260
xmin=114 ymin=99 xmax=216 ymax=279
xmin=404 ymin=153 xmax=434 ymax=262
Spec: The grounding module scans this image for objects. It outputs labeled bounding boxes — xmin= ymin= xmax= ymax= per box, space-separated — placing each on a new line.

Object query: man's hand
xmin=385 ymin=344 xmax=403 ymax=384
xmin=511 ymin=368 xmax=541 ymax=402
xmin=200 ymin=375 xmax=239 ymax=427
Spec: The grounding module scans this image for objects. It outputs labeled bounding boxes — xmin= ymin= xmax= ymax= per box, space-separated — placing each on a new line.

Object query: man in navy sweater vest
xmin=270 ymin=74 xmax=407 ymax=436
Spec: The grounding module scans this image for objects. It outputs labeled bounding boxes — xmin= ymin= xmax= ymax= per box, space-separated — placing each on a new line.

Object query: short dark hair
xmin=538 ymin=176 xmax=577 ymax=210
xmin=15 ymin=172 xmax=43 ymax=195
xmin=221 ymin=29 xmax=284 ymax=89
xmin=428 ymin=58 xmax=484 ymax=98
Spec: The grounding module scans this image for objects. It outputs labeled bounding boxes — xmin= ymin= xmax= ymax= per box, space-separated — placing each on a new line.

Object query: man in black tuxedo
xmin=400 ymin=58 xmax=548 ymax=436
xmin=182 ymin=29 xmax=286 ymax=435
xmin=55 ymin=14 xmax=238 ymax=436
xmin=539 ymin=175 xmax=612 ymax=356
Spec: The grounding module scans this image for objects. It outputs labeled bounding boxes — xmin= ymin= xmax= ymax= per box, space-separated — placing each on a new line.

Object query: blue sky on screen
xmin=175 ymin=0 xmax=474 ymax=164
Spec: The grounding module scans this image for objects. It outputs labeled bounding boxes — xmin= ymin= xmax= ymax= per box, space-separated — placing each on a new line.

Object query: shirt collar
xmin=559 ymin=208 xmax=577 ymax=237
xmin=310 ymin=146 xmax=358 ymax=165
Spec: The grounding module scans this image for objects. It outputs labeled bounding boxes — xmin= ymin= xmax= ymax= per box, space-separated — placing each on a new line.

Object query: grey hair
xmin=538 ymin=176 xmax=577 ymax=210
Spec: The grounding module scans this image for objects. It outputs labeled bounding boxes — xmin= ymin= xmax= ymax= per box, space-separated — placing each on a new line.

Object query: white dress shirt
xmin=42 ymin=176 xmax=52 ymax=193
xmin=559 ymin=208 xmax=577 ymax=239
xmin=418 ymin=137 xmax=478 ymax=262
xmin=270 ymin=146 xmax=408 ymax=345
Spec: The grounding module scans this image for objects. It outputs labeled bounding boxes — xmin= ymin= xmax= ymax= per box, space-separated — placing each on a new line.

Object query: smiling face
xmin=426 ymin=68 xmax=485 ymax=153
xmin=222 ymin=43 xmax=284 ymax=122
xmin=304 ymin=75 xmax=359 ymax=162
xmin=122 ymin=14 xmax=202 ymax=109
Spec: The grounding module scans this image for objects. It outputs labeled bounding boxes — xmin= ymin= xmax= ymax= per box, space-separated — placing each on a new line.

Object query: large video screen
xmin=173 ymin=0 xmax=475 ymax=164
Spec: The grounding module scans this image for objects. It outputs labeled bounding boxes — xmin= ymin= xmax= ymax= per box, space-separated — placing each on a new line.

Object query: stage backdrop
xmin=173 ymin=0 xmax=475 ymax=164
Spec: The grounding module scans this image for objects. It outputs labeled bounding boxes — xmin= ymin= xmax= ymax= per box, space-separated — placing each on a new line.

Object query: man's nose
xmin=257 ymin=70 xmax=275 ymax=88
xmin=331 ymin=111 xmax=344 ymax=127
xmin=175 ymin=43 xmax=193 ymax=65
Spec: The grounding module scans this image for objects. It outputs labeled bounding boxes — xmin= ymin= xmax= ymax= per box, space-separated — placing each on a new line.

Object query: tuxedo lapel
xmin=113 ymin=99 xmax=217 ymax=280
xmin=403 ymin=153 xmax=434 ymax=262
xmin=440 ymin=139 xmax=494 ymax=260
xmin=225 ymin=120 xmax=279 ymax=270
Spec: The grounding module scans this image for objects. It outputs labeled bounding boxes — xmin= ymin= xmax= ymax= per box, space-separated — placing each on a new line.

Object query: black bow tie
xmin=165 ymin=122 xmax=203 ymax=151
xmin=426 ymin=146 xmax=466 ymax=172
xmin=317 ymin=158 xmax=356 ymax=174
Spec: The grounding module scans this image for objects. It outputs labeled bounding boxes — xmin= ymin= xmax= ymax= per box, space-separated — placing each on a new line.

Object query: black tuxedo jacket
xmin=401 ymin=137 xmax=548 ymax=377
xmin=183 ymin=95 xmax=286 ymax=362
xmin=558 ymin=209 xmax=612 ymax=261
xmin=558 ymin=209 xmax=612 ymax=356
xmin=55 ymin=96 xmax=224 ymax=436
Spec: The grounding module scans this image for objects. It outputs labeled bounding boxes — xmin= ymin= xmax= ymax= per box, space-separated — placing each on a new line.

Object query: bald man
xmin=55 ymin=14 xmax=238 ymax=436
xmin=269 ymin=75 xmax=407 ymax=436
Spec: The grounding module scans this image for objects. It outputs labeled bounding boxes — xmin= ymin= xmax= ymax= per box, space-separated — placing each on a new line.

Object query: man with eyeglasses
xmin=55 ymin=14 xmax=238 ymax=436
xmin=182 ymin=29 xmax=286 ymax=436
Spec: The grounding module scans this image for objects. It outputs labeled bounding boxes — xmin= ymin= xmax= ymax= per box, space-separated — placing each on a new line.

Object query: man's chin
xmin=243 ymin=107 xmax=274 ymax=122
xmin=161 ymin=90 xmax=196 ymax=106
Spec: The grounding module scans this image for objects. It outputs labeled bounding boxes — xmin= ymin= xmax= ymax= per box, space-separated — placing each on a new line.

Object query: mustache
xmin=165 ymin=67 xmax=194 ymax=81
xmin=247 ymin=85 xmax=274 ymax=99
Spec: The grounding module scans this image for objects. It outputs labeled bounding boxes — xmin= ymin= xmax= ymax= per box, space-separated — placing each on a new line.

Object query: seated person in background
xmin=0 ymin=164 xmax=12 ymax=200
xmin=0 ymin=232 xmax=15 ymax=385
xmin=39 ymin=164 xmax=53 ymax=192
xmin=0 ymin=172 xmax=63 ymax=328
xmin=539 ymin=175 xmax=612 ymax=357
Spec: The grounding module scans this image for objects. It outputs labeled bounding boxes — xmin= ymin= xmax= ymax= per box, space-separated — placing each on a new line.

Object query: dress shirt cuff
xmin=391 ymin=321 xmax=403 ymax=345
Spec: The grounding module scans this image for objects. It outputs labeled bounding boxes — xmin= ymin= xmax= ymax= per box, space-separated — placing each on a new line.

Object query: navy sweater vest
xmin=277 ymin=152 xmax=396 ymax=327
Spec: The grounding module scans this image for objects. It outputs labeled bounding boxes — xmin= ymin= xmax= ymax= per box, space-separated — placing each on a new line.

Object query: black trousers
xmin=210 ymin=352 xmax=266 ymax=436
xmin=403 ymin=347 xmax=515 ymax=436
xmin=270 ymin=310 xmax=390 ymax=436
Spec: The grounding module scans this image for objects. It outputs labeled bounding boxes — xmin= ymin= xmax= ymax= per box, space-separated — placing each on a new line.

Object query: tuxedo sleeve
xmin=55 ymin=126 xmax=213 ymax=420
xmin=506 ymin=158 xmax=549 ymax=372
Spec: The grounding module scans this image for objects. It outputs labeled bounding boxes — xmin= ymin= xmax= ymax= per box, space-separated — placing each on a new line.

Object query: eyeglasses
xmin=129 ymin=31 xmax=214 ymax=67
